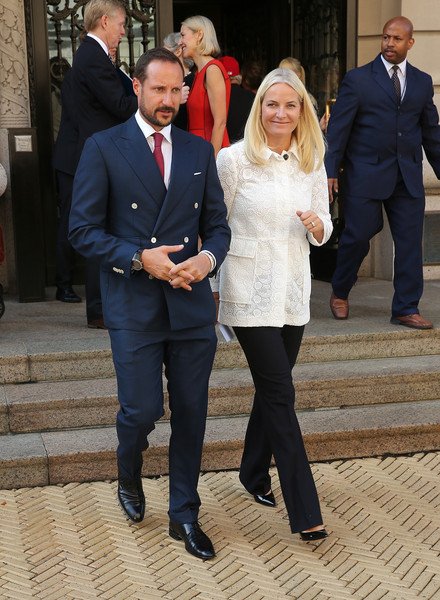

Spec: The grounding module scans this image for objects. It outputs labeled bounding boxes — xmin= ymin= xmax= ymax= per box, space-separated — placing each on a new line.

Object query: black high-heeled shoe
xmin=299 ymin=528 xmax=328 ymax=541
xmin=253 ymin=491 xmax=276 ymax=507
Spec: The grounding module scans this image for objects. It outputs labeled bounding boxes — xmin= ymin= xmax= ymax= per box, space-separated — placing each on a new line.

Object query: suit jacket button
xmin=131 ymin=203 xmax=138 ymax=209
xmin=183 ymin=236 xmax=189 ymax=243
xmin=194 ymin=202 xmax=199 ymax=209
xmin=151 ymin=237 xmax=157 ymax=243
xmin=148 ymin=274 xmax=154 ymax=279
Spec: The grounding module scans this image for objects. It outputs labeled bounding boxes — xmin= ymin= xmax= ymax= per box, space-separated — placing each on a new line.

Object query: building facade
xmin=0 ymin=0 xmax=439 ymax=300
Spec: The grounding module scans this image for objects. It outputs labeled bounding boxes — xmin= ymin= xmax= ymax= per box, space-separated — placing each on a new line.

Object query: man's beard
xmin=140 ymin=105 xmax=177 ymax=127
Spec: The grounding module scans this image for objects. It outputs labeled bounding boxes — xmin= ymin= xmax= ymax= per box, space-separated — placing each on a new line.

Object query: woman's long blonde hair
xmin=244 ymin=68 xmax=324 ymax=174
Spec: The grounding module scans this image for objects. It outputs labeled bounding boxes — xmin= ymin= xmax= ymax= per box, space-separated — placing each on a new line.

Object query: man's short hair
xmin=84 ymin=0 xmax=126 ymax=33
xmin=133 ymin=48 xmax=184 ymax=83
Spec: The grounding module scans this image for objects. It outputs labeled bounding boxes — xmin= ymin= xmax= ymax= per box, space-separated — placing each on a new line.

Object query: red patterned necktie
xmin=391 ymin=65 xmax=401 ymax=103
xmin=152 ymin=132 xmax=165 ymax=179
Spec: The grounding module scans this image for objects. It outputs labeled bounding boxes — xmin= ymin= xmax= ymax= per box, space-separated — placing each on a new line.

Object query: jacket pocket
xmin=220 ymin=237 xmax=257 ymax=304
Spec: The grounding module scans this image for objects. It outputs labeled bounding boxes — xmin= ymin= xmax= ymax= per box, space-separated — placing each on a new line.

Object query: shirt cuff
xmin=199 ymin=250 xmax=216 ymax=273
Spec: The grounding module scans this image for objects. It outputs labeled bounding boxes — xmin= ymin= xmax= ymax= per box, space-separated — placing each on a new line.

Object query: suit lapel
xmin=152 ymin=126 xmax=196 ymax=233
xmin=401 ymin=62 xmax=415 ymax=106
xmin=114 ymin=116 xmax=166 ymax=210
xmin=372 ymin=54 xmax=397 ymax=105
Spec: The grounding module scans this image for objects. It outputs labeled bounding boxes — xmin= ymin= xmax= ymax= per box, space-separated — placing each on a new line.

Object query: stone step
xmin=2 ymin=355 xmax=439 ymax=434
xmin=1 ymin=327 xmax=440 ymax=384
xmin=1 ymin=398 xmax=439 ymax=489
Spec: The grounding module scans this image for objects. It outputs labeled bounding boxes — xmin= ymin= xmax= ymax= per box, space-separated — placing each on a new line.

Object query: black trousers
xmin=56 ymin=170 xmax=102 ymax=320
xmin=233 ymin=325 xmax=323 ymax=533
xmin=55 ymin=170 xmax=76 ymax=288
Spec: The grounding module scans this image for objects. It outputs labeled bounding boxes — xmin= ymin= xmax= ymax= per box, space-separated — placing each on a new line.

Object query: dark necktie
xmin=391 ymin=65 xmax=401 ymax=103
xmin=152 ymin=132 xmax=165 ymax=180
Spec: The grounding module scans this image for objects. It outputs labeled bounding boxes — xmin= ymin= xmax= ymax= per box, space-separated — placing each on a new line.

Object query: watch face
xmin=132 ymin=258 xmax=143 ymax=271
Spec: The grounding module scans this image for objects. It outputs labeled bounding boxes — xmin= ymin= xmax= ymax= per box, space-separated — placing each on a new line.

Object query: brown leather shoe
xmin=390 ymin=313 xmax=433 ymax=330
xmin=87 ymin=317 xmax=107 ymax=329
xmin=330 ymin=292 xmax=349 ymax=320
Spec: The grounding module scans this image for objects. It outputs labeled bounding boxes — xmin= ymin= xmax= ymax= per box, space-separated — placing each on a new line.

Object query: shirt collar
xmin=262 ymin=139 xmax=299 ymax=162
xmin=87 ymin=33 xmax=109 ymax=56
xmin=135 ymin=110 xmax=172 ymax=144
xmin=381 ymin=54 xmax=407 ymax=76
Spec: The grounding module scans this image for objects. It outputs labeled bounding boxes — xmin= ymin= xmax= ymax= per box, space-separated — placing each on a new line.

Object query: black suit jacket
xmin=227 ymin=84 xmax=254 ymax=143
xmin=71 ymin=36 xmax=137 ymax=165
xmin=52 ymin=69 xmax=78 ymax=176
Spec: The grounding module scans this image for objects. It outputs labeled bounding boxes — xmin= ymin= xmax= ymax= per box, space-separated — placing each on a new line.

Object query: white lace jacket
xmin=214 ymin=141 xmax=333 ymax=327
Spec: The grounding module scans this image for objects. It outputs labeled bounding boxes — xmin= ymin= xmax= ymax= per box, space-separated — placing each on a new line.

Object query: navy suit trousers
xmin=332 ymin=177 xmax=425 ymax=317
xmin=109 ymin=325 xmax=217 ymax=523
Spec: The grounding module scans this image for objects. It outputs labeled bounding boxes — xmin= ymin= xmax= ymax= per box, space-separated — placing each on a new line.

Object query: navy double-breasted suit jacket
xmin=69 ymin=116 xmax=231 ymax=331
xmin=325 ymin=54 xmax=440 ymax=199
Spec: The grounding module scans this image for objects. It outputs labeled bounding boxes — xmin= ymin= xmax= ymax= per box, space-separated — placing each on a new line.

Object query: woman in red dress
xmin=180 ymin=15 xmax=231 ymax=156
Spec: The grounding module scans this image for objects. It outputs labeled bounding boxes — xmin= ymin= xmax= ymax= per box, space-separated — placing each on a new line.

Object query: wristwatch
xmin=131 ymin=249 xmax=144 ymax=271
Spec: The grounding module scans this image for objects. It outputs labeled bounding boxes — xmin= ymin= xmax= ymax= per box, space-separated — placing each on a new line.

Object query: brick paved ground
xmin=1 ymin=452 xmax=439 ymax=599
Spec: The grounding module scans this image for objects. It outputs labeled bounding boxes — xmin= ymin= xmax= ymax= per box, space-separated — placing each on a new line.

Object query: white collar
xmin=87 ymin=33 xmax=109 ymax=56
xmin=381 ymin=54 xmax=407 ymax=76
xmin=262 ymin=139 xmax=299 ymax=162
xmin=135 ymin=110 xmax=172 ymax=144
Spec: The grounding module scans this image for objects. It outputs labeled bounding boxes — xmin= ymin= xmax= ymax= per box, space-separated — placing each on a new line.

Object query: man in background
xmin=326 ymin=16 xmax=440 ymax=329
xmin=70 ymin=0 xmax=137 ymax=327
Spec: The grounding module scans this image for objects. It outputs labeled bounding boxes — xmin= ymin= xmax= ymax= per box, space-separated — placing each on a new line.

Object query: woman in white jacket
xmin=215 ymin=68 xmax=332 ymax=540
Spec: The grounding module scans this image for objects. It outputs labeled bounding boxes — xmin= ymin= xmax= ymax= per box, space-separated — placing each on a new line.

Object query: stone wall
xmin=0 ymin=0 xmax=30 ymax=290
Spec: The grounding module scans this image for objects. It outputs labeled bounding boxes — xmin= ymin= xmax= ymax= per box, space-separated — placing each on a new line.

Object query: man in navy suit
xmin=69 ymin=47 xmax=230 ymax=560
xmin=326 ymin=16 xmax=440 ymax=329
xmin=70 ymin=0 xmax=137 ymax=327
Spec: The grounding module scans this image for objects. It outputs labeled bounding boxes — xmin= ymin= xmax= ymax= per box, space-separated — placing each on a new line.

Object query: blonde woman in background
xmin=180 ymin=15 xmax=231 ymax=154
xmin=214 ymin=68 xmax=332 ymax=540
xmin=279 ymin=57 xmax=319 ymax=113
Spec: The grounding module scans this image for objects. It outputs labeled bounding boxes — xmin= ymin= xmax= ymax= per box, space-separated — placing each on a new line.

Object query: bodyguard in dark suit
xmin=52 ymin=68 xmax=82 ymax=303
xmin=326 ymin=16 xmax=440 ymax=329
xmin=69 ymin=48 xmax=230 ymax=559
xmin=70 ymin=0 xmax=137 ymax=327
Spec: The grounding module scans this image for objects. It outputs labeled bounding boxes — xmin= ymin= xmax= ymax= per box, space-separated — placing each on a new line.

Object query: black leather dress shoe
xmin=253 ymin=491 xmax=276 ymax=507
xmin=56 ymin=286 xmax=82 ymax=303
xmin=169 ymin=521 xmax=215 ymax=560
xmin=117 ymin=479 xmax=145 ymax=523
xmin=300 ymin=528 xmax=328 ymax=541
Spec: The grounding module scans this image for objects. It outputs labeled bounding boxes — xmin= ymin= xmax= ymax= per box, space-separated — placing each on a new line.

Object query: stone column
xmin=0 ymin=0 xmax=31 ymax=291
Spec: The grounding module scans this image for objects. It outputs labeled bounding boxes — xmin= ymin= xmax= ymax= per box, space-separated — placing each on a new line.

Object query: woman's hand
xmin=296 ymin=210 xmax=324 ymax=244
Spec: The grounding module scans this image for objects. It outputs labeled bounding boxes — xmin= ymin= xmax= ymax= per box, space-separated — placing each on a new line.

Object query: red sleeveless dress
xmin=187 ymin=59 xmax=231 ymax=148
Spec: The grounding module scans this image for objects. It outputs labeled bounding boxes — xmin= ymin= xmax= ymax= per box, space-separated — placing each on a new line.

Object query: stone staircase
xmin=1 ymin=312 xmax=440 ymax=489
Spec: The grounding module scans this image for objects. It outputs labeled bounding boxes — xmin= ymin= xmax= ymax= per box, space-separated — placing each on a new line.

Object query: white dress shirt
xmin=133 ymin=110 xmax=216 ymax=271
xmin=214 ymin=141 xmax=333 ymax=327
xmin=135 ymin=110 xmax=172 ymax=188
xmin=381 ymin=55 xmax=407 ymax=100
